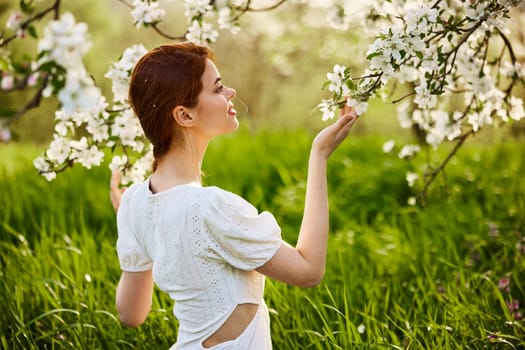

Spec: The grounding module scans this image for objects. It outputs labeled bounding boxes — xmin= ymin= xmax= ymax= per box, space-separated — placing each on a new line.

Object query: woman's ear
xmin=172 ymin=106 xmax=195 ymax=128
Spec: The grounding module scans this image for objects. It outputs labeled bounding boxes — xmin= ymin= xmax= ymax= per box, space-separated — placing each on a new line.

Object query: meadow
xmin=1 ymin=129 xmax=524 ymax=349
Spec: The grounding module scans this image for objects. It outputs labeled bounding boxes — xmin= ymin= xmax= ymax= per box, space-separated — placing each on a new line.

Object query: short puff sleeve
xmin=116 ymin=183 xmax=153 ymax=272
xmin=203 ymin=188 xmax=282 ymax=271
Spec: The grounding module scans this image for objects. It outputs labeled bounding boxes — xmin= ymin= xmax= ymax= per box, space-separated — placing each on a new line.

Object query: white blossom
xmin=27 ymin=73 xmax=39 ymax=87
xmin=105 ymin=44 xmax=147 ymax=105
xmin=327 ymin=64 xmax=348 ymax=95
xmin=1 ymin=75 xmax=14 ymax=90
xmin=121 ymin=147 xmax=154 ymax=184
xmin=346 ymin=98 xmax=368 ymax=115
xmin=46 ymin=136 xmax=71 ymax=164
xmin=184 ymin=0 xmax=213 ymax=19
xmin=57 ymin=70 xmax=103 ymax=115
xmin=328 ymin=4 xmax=351 ymax=31
xmin=406 ymin=172 xmax=418 ymax=187
xmin=70 ymin=137 xmax=104 ymax=169
xmin=186 ymin=20 xmax=218 ymax=44
xmin=509 ymin=97 xmax=524 ymax=121
xmin=217 ymin=7 xmax=240 ymax=34
xmin=6 ymin=12 xmax=22 ymax=30
xmin=131 ymin=0 xmax=166 ymax=28
xmin=398 ymin=144 xmax=421 ymax=159
xmin=318 ymin=99 xmax=337 ymax=121
xmin=396 ymin=102 xmax=413 ymax=128
xmin=414 ymin=83 xmax=437 ymax=109
xmin=0 ymin=127 xmax=11 ymax=143
xmin=111 ymin=108 xmax=145 ymax=151
xmin=37 ymin=13 xmax=91 ymax=67
xmin=382 ymin=140 xmax=395 ymax=153
xmin=109 ymin=155 xmax=128 ymax=173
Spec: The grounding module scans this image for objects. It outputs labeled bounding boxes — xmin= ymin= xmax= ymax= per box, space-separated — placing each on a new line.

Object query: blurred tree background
xmin=1 ymin=0 xmax=524 ymax=144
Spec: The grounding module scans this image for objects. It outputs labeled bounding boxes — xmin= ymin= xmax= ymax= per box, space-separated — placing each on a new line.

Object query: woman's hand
xmin=312 ymin=102 xmax=358 ymax=159
xmin=110 ymin=172 xmax=126 ymax=212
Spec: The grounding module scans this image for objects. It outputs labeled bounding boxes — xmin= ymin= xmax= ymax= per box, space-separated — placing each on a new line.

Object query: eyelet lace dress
xmin=116 ymin=180 xmax=282 ymax=349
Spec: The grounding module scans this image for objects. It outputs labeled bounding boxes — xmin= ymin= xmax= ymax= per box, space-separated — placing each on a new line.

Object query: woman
xmin=111 ymin=42 xmax=358 ymax=349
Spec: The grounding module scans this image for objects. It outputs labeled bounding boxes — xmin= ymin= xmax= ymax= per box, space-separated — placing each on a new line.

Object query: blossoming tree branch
xmin=1 ymin=0 xmax=524 ymax=202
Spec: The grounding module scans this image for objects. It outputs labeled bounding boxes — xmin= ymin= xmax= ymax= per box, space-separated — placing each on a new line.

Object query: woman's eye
xmin=216 ymin=84 xmax=224 ymax=93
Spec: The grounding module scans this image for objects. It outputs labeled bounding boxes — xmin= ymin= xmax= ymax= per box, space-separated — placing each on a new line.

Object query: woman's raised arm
xmin=256 ymin=106 xmax=358 ymax=287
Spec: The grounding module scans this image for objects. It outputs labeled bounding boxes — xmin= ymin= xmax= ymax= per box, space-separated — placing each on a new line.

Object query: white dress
xmin=116 ymin=180 xmax=282 ymax=349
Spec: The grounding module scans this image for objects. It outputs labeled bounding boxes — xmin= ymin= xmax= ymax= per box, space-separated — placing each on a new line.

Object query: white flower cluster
xmin=105 ymin=44 xmax=148 ymax=105
xmin=131 ymin=0 xmax=166 ymax=28
xmin=319 ymin=0 xmax=524 ymax=189
xmin=104 ymin=45 xmax=153 ymax=184
xmin=34 ymin=13 xmax=106 ymax=181
xmin=37 ymin=13 xmax=91 ymax=67
xmin=318 ymin=63 xmax=370 ymax=120
xmin=183 ymin=0 xmax=239 ymax=44
xmin=186 ymin=20 xmax=218 ymax=44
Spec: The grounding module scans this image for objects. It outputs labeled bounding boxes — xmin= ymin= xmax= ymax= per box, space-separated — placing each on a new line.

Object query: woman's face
xmin=189 ymin=59 xmax=238 ymax=138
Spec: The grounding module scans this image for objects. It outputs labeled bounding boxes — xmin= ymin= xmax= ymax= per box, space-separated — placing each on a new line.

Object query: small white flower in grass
xmin=357 ymin=324 xmax=365 ymax=334
xmin=398 ymin=144 xmax=420 ymax=159
xmin=346 ymin=98 xmax=368 ymax=116
xmin=406 ymin=172 xmax=418 ymax=187
xmin=382 ymin=140 xmax=395 ymax=153
xmin=84 ymin=274 xmax=92 ymax=283
xmin=408 ymin=197 xmax=416 ymax=206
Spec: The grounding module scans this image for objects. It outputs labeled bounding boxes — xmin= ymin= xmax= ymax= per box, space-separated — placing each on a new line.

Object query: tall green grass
xmin=1 ymin=130 xmax=524 ymax=349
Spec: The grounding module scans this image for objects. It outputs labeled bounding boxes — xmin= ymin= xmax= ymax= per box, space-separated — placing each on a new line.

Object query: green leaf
xmin=0 ymin=106 xmax=17 ymax=119
xmin=366 ymin=51 xmax=382 ymax=60
xmin=27 ymin=25 xmax=37 ymax=39
xmin=0 ymin=57 xmax=9 ymax=72
xmin=20 ymin=0 xmax=35 ymax=14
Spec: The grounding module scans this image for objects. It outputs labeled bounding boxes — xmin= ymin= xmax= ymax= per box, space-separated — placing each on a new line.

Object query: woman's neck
xmin=150 ymin=135 xmax=208 ymax=192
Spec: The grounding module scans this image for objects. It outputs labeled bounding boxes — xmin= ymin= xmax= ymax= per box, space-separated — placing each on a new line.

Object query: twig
xmin=417 ymin=130 xmax=474 ymax=202
xmin=1 ymin=0 xmax=61 ymax=47
xmin=7 ymin=76 xmax=50 ymax=127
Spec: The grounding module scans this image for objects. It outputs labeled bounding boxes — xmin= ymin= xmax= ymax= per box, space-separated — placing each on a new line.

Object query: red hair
xmin=129 ymin=42 xmax=215 ymax=169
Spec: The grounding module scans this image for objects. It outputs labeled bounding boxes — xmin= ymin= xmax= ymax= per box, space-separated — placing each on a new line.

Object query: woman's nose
xmin=227 ymin=87 xmax=236 ymax=99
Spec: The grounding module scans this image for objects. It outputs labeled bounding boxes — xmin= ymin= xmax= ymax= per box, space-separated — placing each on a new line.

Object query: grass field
xmin=1 ymin=129 xmax=524 ymax=349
